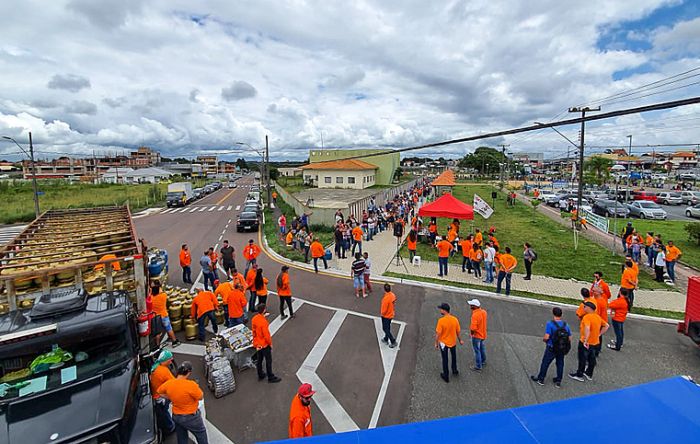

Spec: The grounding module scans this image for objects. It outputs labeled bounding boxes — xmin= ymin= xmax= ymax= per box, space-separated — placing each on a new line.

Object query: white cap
xmin=467 ymin=298 xmax=481 ymax=307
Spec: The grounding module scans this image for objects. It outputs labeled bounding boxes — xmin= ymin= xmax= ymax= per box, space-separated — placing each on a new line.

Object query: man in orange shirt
xmin=590 ymin=271 xmax=611 ymax=300
xmin=150 ymin=349 xmax=175 ymax=434
xmin=227 ymin=281 xmax=248 ymax=327
xmin=310 ymin=237 xmax=327 ymax=273
xmin=428 ymin=219 xmax=437 ymax=244
xmin=645 ymin=231 xmax=655 ymax=268
xmin=191 ymin=288 xmax=219 ymax=341
xmin=180 ymin=244 xmax=192 ymax=284
xmin=246 ymin=263 xmax=259 ymax=312
xmin=380 ymin=283 xmax=397 ymax=348
xmin=351 ymin=224 xmax=364 ymax=256
xmin=468 ymin=299 xmax=487 ymax=371
xmin=252 ymin=303 xmax=282 ymax=383
xmin=575 ymin=288 xmax=597 ymax=320
xmin=473 ymin=229 xmax=483 ymax=247
xmin=496 ymin=247 xmax=517 ymax=295
xmin=569 ymin=302 xmax=608 ymax=382
xmin=435 ymin=303 xmax=464 ymax=382
xmin=665 ymin=240 xmax=682 ymax=283
xmin=243 ymin=239 xmax=261 ymax=275
xmin=437 ymin=234 xmax=454 ymax=277
xmin=460 ymin=234 xmax=473 ymax=273
xmin=151 ymin=283 xmax=180 ymax=347
xmin=158 ymin=361 xmax=207 ymax=444
xmin=272 ymin=190 xmax=278 ymax=204
xmin=276 ymin=265 xmax=294 ymax=319
xmin=289 ymin=383 xmax=315 ymax=439
xmin=620 ymin=259 xmax=638 ymax=307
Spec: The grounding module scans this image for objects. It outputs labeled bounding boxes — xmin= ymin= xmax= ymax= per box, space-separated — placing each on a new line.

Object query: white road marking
xmin=198 ymin=206 xmax=207 ymax=212
xmin=369 ymin=319 xmax=406 ymax=429
xmin=269 ymin=299 xmax=305 ymax=335
xmin=235 ymin=205 xmax=240 ymax=211
xmin=219 ymin=206 xmax=225 ymax=211
xmin=228 ymin=219 xmax=232 ymax=224
xmin=218 ymin=235 xmax=223 ymax=241
xmin=161 ymin=208 xmax=175 ymax=214
xmin=189 ymin=207 xmax=198 ymax=213
xmin=208 ymin=206 xmax=217 ymax=212
xmin=227 ymin=206 xmax=232 ymax=211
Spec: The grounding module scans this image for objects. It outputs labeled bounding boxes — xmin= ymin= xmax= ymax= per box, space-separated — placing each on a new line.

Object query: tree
xmin=393 ymin=167 xmax=404 ymax=181
xmin=585 ymin=156 xmax=613 ymax=183
xmin=458 ymin=147 xmax=505 ymax=174
xmin=685 ymin=222 xmax=700 ymax=246
xmin=235 ymin=157 xmax=248 ymax=170
xmin=269 ymin=166 xmax=279 ymax=181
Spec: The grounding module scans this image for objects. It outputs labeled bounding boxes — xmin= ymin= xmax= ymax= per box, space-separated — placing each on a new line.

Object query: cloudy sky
xmin=0 ymin=0 xmax=699 ymax=161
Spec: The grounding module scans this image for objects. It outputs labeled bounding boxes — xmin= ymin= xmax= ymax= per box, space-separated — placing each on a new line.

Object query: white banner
xmin=473 ymin=194 xmax=494 ymax=219
xmin=582 ymin=209 xmax=609 ymax=233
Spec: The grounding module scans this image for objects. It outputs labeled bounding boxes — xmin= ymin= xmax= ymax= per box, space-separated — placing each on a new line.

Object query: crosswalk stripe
xmin=235 ymin=205 xmax=240 ymax=211
xmin=189 ymin=207 xmax=198 ymax=213
xmin=198 ymin=207 xmax=207 ymax=212
xmin=161 ymin=208 xmax=174 ymax=214
xmin=208 ymin=206 xmax=216 ymax=212
xmin=218 ymin=206 xmax=225 ymax=211
xmin=226 ymin=206 xmax=232 ymax=211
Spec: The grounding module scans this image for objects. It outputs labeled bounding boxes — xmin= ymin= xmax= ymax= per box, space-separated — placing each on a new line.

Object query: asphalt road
xmin=136 ymin=177 xmax=700 ymax=444
xmin=659 ymin=202 xmax=697 ymax=221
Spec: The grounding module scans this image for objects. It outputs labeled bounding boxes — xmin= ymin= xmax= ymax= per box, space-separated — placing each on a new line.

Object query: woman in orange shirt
xmin=607 ymin=288 xmax=631 ymax=351
xmin=254 ymin=268 xmax=269 ymax=305
xmin=407 ymin=229 xmax=418 ymax=262
xmin=276 ymin=266 xmax=294 ymax=319
xmin=470 ymin=243 xmax=483 ymax=278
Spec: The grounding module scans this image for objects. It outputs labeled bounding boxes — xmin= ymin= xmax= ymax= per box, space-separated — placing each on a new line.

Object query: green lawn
xmin=275 ymin=176 xmax=310 ymax=194
xmin=407 ymin=183 xmax=668 ymax=290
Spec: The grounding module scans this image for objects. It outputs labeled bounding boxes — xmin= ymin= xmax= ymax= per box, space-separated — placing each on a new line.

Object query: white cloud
xmin=47 ymin=74 xmax=91 ymax=92
xmin=221 ymin=81 xmax=258 ymax=101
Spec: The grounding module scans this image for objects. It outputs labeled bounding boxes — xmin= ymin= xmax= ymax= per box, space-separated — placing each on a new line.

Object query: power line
xmin=598 ymin=80 xmax=700 ymax=107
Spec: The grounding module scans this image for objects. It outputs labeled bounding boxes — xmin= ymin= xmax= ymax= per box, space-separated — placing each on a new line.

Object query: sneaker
xmin=388 ymin=342 xmax=397 ymax=348
xmin=171 ymin=340 xmax=181 ymax=348
xmin=554 ymin=380 xmax=561 ymax=388
xmin=452 ymin=370 xmax=459 ymax=376
xmin=530 ymin=376 xmax=544 ymax=386
xmin=440 ymin=373 xmax=449 ymax=383
xmin=281 ymin=315 xmax=288 ymax=320
xmin=583 ymin=373 xmax=593 ymax=381
xmin=606 ymin=344 xmax=620 ymax=351
xmin=470 ymin=366 xmax=482 ymax=372
xmin=268 ymin=376 xmax=282 ymax=383
xmin=381 ymin=338 xmax=388 ymax=344
xmin=258 ymin=373 xmax=267 ymax=381
xmin=568 ymin=373 xmax=584 ymax=382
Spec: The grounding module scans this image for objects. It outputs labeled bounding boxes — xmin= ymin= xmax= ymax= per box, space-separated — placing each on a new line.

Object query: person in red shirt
xmin=468 ymin=299 xmax=487 ymax=371
xmin=289 ymin=383 xmax=315 ymax=439
xmin=607 ymin=288 xmax=631 ymax=351
xmin=191 ymin=289 xmax=219 ymax=341
xmin=380 ymin=284 xmax=397 ymax=348
xmin=243 ymin=239 xmax=262 ymax=275
xmin=251 ymin=303 xmax=281 ymax=383
xmin=179 ymin=244 xmax=192 ymax=284
xmin=436 ymin=234 xmax=454 ymax=277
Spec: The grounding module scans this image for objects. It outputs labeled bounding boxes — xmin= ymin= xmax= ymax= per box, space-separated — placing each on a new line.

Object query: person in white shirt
xmin=653 ymin=245 xmax=666 ymax=282
xmin=363 ymin=252 xmax=373 ymax=294
xmin=483 ymin=242 xmax=496 ymax=284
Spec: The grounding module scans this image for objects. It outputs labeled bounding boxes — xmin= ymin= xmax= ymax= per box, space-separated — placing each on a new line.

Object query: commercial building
xmin=308 ymin=149 xmax=399 ymax=186
xmin=129 ymin=146 xmax=161 ymax=167
xmin=301 ymin=159 xmax=379 ymax=190
xmin=193 ymin=155 xmax=218 ymax=177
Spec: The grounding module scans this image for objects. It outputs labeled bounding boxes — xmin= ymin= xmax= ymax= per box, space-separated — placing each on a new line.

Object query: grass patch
xmin=384 ymin=271 xmax=684 ymax=320
xmin=276 ymin=176 xmax=309 ymax=194
xmin=409 ymin=183 xmax=668 ymax=290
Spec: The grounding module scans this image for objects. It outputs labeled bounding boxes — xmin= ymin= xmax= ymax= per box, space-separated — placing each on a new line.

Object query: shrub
xmin=684 ymin=222 xmax=700 ymax=246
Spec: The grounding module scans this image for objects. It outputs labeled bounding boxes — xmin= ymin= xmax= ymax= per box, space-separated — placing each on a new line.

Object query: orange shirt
xmin=576 ymin=297 xmax=597 ymax=319
xmin=179 ymin=249 xmax=191 ymax=267
xmin=227 ymin=288 xmax=248 ymax=319
xmin=289 ymin=395 xmax=313 ymax=438
xmin=499 ymin=253 xmax=517 ymax=272
xmin=285 ymin=231 xmax=294 ymax=245
xmin=460 ymin=240 xmax=472 ymax=257
xmin=94 ymin=253 xmax=122 ymax=271
xmin=252 ymin=312 xmax=272 ymax=348
xmin=151 ymin=291 xmax=168 ymax=318
xmin=150 ymin=364 xmax=174 ymax=399
xmin=579 ymin=313 xmax=607 ymax=346
xmin=246 ymin=269 xmax=257 ymax=289
xmin=437 ymin=240 xmax=453 ymax=258
xmin=469 ymin=248 xmax=483 ymax=262
xmin=232 ymin=272 xmax=247 ymax=291
xmin=277 ymin=273 xmax=292 ymax=296
xmin=595 ymin=296 xmax=608 ymax=322
xmin=243 ymin=244 xmax=261 ymax=261
xmin=608 ymin=297 xmax=629 ymax=322
xmin=645 ymin=235 xmax=653 ymax=247
xmin=428 ymin=223 xmax=437 ymax=234
xmin=591 ymin=279 xmax=611 ymax=300
xmin=436 ymin=314 xmax=460 ymax=347
xmin=255 ymin=277 xmax=269 ymax=296
xmin=470 ymin=308 xmax=487 ymax=340
xmin=272 ymin=191 xmax=278 ymax=199
xmin=489 ymin=236 xmax=499 ymax=249
xmin=381 ymin=291 xmax=396 ymax=319
xmin=473 ymin=232 xmax=483 ymax=246
xmin=352 ymin=226 xmax=363 ymax=241
xmin=447 ymin=229 xmax=457 ymax=242
xmin=191 ymin=290 xmax=218 ymax=319
xmin=407 ymin=236 xmax=417 ymax=250
xmin=215 ymin=282 xmax=233 ymax=304
xmin=666 ymin=245 xmax=682 ymax=262
xmin=621 ymin=267 xmax=638 ymax=289
xmin=310 ymin=241 xmax=325 ymax=258
xmin=157 ymin=378 xmax=203 ymax=415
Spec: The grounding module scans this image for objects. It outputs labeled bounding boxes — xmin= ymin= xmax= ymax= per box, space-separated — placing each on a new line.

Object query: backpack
xmin=551 ymin=321 xmax=570 ymax=356
xmin=530 ymin=249 xmax=538 ymax=261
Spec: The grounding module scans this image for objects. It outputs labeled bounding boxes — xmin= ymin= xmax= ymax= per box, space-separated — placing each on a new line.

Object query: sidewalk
xmin=332 ymin=226 xmax=406 ymax=277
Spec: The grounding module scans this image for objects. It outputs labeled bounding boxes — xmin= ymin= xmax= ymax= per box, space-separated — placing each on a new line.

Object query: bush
xmin=684 ymin=222 xmax=700 ymax=246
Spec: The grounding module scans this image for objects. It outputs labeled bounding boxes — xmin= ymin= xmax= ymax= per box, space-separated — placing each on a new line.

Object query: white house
xmin=301 ymin=159 xmax=378 ymax=190
xmin=124 ymin=167 xmax=173 ymax=184
xmin=101 ymin=167 xmax=134 ymax=184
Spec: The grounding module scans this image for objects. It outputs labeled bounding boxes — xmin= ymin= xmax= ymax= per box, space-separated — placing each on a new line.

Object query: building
xmin=101 ymin=167 xmax=135 ymax=184
xmin=278 ymin=167 xmax=303 ymax=177
xmin=194 ymin=155 xmax=218 ymax=177
xmin=669 ymin=151 xmax=698 ymax=170
xmin=128 ymin=146 xmax=161 ymax=167
xmin=23 ymin=157 xmax=91 ymax=180
xmin=309 ymin=149 xmax=399 ymax=186
xmin=124 ymin=167 xmax=172 ymax=184
xmin=512 ymin=152 xmax=544 ymax=167
xmin=301 ymin=159 xmax=379 ymax=190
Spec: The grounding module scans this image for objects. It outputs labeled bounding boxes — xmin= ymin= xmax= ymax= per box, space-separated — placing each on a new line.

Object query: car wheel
xmin=640 ymin=213 xmax=646 ymax=219
xmin=687 ymin=211 xmax=692 ymax=217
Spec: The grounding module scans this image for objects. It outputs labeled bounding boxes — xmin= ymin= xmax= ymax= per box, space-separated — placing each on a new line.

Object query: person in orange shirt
xmin=289 ymin=383 xmax=315 ymax=439
xmin=575 ymin=288 xmax=597 ymax=320
xmin=254 ymin=268 xmax=269 ymax=305
xmin=191 ymin=288 xmax=218 ymax=341
xmin=179 ymin=244 xmax=192 ymax=284
xmin=607 ymin=288 xmax=631 ymax=351
xmin=246 ymin=263 xmax=259 ymax=312
xmin=380 ymin=283 xmax=397 ymax=348
xmin=310 ymin=237 xmax=328 ymax=273
xmin=227 ymin=281 xmax=248 ymax=327
xmin=488 ymin=233 xmax=499 ymax=249
xmin=460 ymin=234 xmax=473 ymax=273
xmin=351 ymin=224 xmax=364 ymax=256
xmin=496 ymin=247 xmax=517 ymax=295
xmin=620 ymin=259 xmax=638 ymax=307
xmin=94 ymin=253 xmax=122 ymax=272
xmin=230 ymin=268 xmax=247 ymax=292
xmin=285 ymin=230 xmax=294 ymax=246
xmin=435 ymin=303 xmax=464 ymax=382
xmin=473 ymin=229 xmax=483 ymax=247
xmin=251 ymin=303 xmax=281 ymax=383
xmin=436 ymin=235 xmax=454 ymax=277
xmin=213 ymin=279 xmax=230 ymax=325
xmin=208 ymin=246 xmax=220 ymax=282
xmin=276 ymin=265 xmax=294 ymax=319
xmin=157 ymin=361 xmax=207 ymax=444
xmin=593 ymin=289 xmax=608 ymax=358
xmin=590 ymin=271 xmax=611 ymax=300
xmin=243 ymin=239 xmax=262 ymax=275
xmin=407 ymin=229 xmax=418 ymax=263
xmin=151 ymin=283 xmax=180 ymax=347
xmin=150 ymin=349 xmax=176 ymax=434
xmin=428 ymin=219 xmax=437 ymax=244
xmin=569 ymin=302 xmax=609 ymax=382
xmin=644 ymin=231 xmax=655 ymax=267
xmin=468 ymin=299 xmax=487 ymax=371
xmin=272 ymin=190 xmax=278 ymax=204
xmin=469 ymin=243 xmax=483 ymax=278
xmin=665 ymin=240 xmax=682 ymax=283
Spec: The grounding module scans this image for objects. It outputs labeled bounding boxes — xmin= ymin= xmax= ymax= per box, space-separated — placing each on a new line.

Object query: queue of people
xmin=620 ymin=222 xmax=683 ymax=283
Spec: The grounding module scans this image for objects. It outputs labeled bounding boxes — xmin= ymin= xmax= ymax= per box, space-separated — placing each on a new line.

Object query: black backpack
xmin=551 ymin=321 xmax=570 ymax=356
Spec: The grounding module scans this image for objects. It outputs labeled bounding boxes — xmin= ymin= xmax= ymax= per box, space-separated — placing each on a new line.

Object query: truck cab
xmin=0 ymin=290 xmax=156 ymax=444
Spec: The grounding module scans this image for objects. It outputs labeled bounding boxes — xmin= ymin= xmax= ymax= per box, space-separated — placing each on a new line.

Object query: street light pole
xmin=568 ymin=106 xmax=601 ymax=227
xmin=265 ymin=135 xmax=272 ymax=209
xmin=2 ymin=131 xmax=40 ymax=218
xmin=625 ymin=135 xmax=632 ymax=205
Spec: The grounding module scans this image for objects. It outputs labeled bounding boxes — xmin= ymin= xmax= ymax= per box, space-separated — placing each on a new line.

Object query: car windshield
xmin=166 ymin=192 xmax=183 ymax=198
xmin=240 ymin=212 xmax=257 ymax=219
xmin=638 ymin=201 xmax=660 ymax=208
xmin=692 ymin=192 xmax=700 ymax=197
xmin=669 ymin=193 xmax=681 ymax=197
xmin=0 ymin=320 xmax=133 ymax=402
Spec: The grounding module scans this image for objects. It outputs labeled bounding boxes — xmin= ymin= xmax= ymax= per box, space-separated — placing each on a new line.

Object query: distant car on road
xmin=537 ymin=190 xmax=556 ymax=201
xmin=593 ymin=199 xmax=630 ymax=218
xmin=680 ymin=191 xmax=700 ymax=205
xmin=193 ymin=188 xmax=204 ymax=199
xmin=228 ymin=181 xmax=237 ymax=189
xmin=686 ymin=204 xmax=700 ymax=219
xmin=236 ymin=211 xmax=260 ymax=232
xmin=631 ymin=191 xmax=658 ymax=203
xmin=656 ymin=192 xmax=682 ymax=205
xmin=627 ymin=201 xmax=667 ymax=219
xmin=678 ymin=172 xmax=698 ymax=181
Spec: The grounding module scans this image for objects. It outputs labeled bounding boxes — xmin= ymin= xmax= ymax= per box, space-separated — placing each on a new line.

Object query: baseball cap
xmin=467 ymin=299 xmax=481 ymax=307
xmin=437 ymin=303 xmax=450 ymax=312
xmin=583 ymin=301 xmax=596 ymax=310
xmin=298 ymin=383 xmax=316 ymax=397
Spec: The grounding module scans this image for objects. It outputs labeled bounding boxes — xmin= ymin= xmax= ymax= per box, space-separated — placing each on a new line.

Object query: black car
xmin=592 ymin=198 xmax=630 ymax=217
xmin=236 ymin=211 xmax=260 ymax=232
xmin=243 ymin=203 xmax=262 ymax=216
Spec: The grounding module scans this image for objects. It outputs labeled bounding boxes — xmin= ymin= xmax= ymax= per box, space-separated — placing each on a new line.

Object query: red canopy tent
xmin=418 ymin=193 xmax=474 ymax=220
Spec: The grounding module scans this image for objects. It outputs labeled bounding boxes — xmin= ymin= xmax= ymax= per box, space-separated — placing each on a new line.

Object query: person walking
xmin=351 ymin=223 xmax=364 ymax=255
xmin=310 ymin=237 xmax=328 ymax=273
xmin=246 ymin=263 xmax=259 ymax=312
xmin=277 ymin=266 xmax=294 ymax=319
xmin=607 ymin=288 xmax=631 ymax=351
xmin=150 ymin=349 xmax=176 ymax=434
xmin=523 ymin=243 xmax=536 ymax=280
xmin=220 ymin=240 xmax=236 ymax=279
xmin=468 ymin=299 xmax=487 ymax=372
xmin=199 ymin=250 xmax=215 ymax=291
xmin=435 ymin=303 xmax=464 ymax=383
xmin=665 ymin=240 xmax=682 ymax=283
xmin=151 ymin=283 xmax=181 ymax=347
xmin=180 ymin=244 xmax=192 ymax=284
xmin=254 ymin=268 xmax=269 ymax=306
xmin=483 ymin=241 xmax=496 ymax=283
xmin=407 ymin=229 xmax=418 ymax=263
xmin=495 ymin=247 xmax=517 ymax=295
xmin=436 ymin=234 xmax=453 ymax=277
xmin=380 ymin=283 xmax=397 ymax=348
xmin=569 ymin=301 xmax=609 ymax=382
xmin=227 ymin=281 xmax=248 ymax=327
xmin=460 ymin=234 xmax=473 ymax=273
xmin=363 ymin=252 xmax=373 ymax=294
xmin=251 ymin=303 xmax=282 ymax=383
xmin=654 ymin=244 xmax=666 ymax=282
xmin=278 ymin=213 xmax=286 ymax=235
xmin=289 ymin=383 xmax=315 ymax=439
xmin=272 ymin=191 xmax=278 ymax=205
xmin=157 ymin=361 xmax=208 ymax=444
xmin=243 ymin=239 xmax=261 ymax=275
xmin=191 ymin=288 xmax=219 ymax=341
xmin=530 ymin=307 xmax=571 ymax=388
xmin=620 ymin=259 xmax=638 ymax=307
xmin=351 ymin=253 xmax=367 ymax=298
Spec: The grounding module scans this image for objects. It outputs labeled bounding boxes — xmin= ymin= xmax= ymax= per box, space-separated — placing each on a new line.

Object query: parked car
xmin=193 ymin=188 xmax=204 ymax=199
xmin=631 ymin=191 xmax=658 ymax=203
xmin=627 ymin=201 xmax=667 ymax=219
xmin=656 ymin=192 xmax=683 ymax=205
xmin=537 ymin=190 xmax=556 ymax=201
xmin=243 ymin=202 xmax=262 ymax=216
xmin=680 ymin=191 xmax=700 ymax=205
xmin=236 ymin=211 xmax=260 ymax=232
xmin=593 ymin=199 xmax=629 ymax=217
xmin=678 ymin=172 xmax=698 ymax=181
xmin=686 ymin=204 xmax=700 ymax=218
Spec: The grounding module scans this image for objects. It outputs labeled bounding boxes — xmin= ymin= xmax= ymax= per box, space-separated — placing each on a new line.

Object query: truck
xmin=0 ymin=207 xmax=159 ymax=444
xmin=166 ymin=182 xmax=193 ymax=207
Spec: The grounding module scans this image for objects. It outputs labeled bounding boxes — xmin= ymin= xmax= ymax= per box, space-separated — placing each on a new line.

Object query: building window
xmin=324 ymin=176 xmax=332 ymax=183
xmin=336 ymin=176 xmax=343 ymax=184
xmin=348 ymin=177 xmax=355 ymax=184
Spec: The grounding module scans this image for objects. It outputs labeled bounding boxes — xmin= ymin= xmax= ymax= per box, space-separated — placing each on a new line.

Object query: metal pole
xmin=625 ymin=135 xmax=632 ymax=204
xmin=613 ymin=179 xmax=619 ymax=254
xmin=28 ymin=132 xmax=41 ymax=218
xmin=265 ymin=135 xmax=272 ymax=209
xmin=569 ymin=106 xmax=600 ymax=226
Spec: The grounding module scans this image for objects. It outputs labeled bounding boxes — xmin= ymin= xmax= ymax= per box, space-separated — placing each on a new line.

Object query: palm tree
xmin=585 ymin=156 xmax=613 ymax=183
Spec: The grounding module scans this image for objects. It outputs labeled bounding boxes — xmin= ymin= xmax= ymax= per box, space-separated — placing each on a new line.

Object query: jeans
xmin=202 ymin=271 xmax=215 ymax=291
xmin=471 ymin=337 xmax=486 ymax=369
xmin=280 ymin=226 xmax=286 ymax=234
xmin=352 ymin=240 xmax=362 ymax=255
xmin=496 ymin=271 xmax=512 ymax=295
xmin=381 ymin=316 xmax=396 ymax=345
xmin=666 ymin=260 xmax=676 ymax=282
xmin=222 ymin=305 xmax=229 ymax=326
xmin=228 ymin=315 xmax=246 ymax=327
xmin=248 ymin=291 xmax=257 ymax=312
xmin=409 ymin=249 xmax=416 ymax=262
xmin=612 ymin=320 xmax=624 ymax=350
xmin=438 ymin=257 xmax=448 ymax=276
xmin=461 ymin=256 xmax=471 ymax=272
xmin=304 ymin=246 xmax=310 ymax=263
xmin=632 ymin=250 xmax=641 ymax=264
xmin=472 ymin=261 xmax=481 ymax=278
xmin=484 ymin=261 xmax=494 ymax=283
xmin=536 ymin=346 xmax=564 ymax=382
xmin=182 ymin=266 xmax=192 ymax=284
xmin=655 ymin=265 xmax=665 ymax=282
xmin=646 ymin=246 xmax=654 ymax=267
xmin=155 ymin=398 xmax=175 ymax=434
xmin=173 ymin=411 xmax=208 ymax=444
xmin=524 ymin=259 xmax=532 ymax=279
xmin=440 ymin=345 xmax=457 ymax=377
xmin=575 ymin=341 xmax=597 ymax=377
xmin=279 ymin=296 xmax=293 ymax=317
xmin=256 ymin=346 xmax=274 ymax=379
xmin=313 ymin=256 xmax=328 ymax=272
xmin=244 ymin=258 xmax=256 ymax=275
xmin=197 ymin=310 xmax=217 ymax=341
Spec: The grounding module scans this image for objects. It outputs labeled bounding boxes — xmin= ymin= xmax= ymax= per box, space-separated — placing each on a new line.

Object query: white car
xmin=537 ymin=191 xmax=556 ymax=201
xmin=626 ymin=201 xmax=667 ymax=219
xmin=680 ymin=191 xmax=700 ymax=205
xmin=656 ymin=192 xmax=682 ymax=205
xmin=686 ymin=204 xmax=700 ymax=218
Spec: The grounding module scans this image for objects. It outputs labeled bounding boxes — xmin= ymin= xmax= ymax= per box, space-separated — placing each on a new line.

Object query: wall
xmin=309 ymin=168 xmax=376 ymax=189
xmin=309 ymin=149 xmax=400 ymax=186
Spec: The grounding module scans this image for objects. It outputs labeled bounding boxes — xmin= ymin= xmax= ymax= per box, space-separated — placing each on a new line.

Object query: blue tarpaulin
xmin=265 ymin=376 xmax=700 ymax=443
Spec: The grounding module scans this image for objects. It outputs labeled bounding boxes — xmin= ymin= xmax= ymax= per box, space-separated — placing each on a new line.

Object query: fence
xmin=582 ymin=209 xmax=609 ymax=232
xmin=347 ymin=178 xmax=419 ymax=221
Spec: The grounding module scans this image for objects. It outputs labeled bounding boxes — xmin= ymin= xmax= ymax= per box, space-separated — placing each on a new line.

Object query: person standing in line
xmin=380 ymin=283 xmax=397 ymax=348
xmin=436 ymin=234 xmax=454 ymax=277
xmin=363 ymin=252 xmax=373 ymax=294
xmin=469 ymin=243 xmax=483 ymax=279
xmin=569 ymin=301 xmax=609 ymax=382
xmin=199 ymin=250 xmax=215 ymax=291
xmin=150 ymin=349 xmax=176 ymax=434
xmin=460 ymin=234 xmax=473 ymax=273
xmin=593 ymin=284 xmax=609 ymax=358
xmin=495 ymin=247 xmax=517 ymax=295
xmin=435 ymin=303 xmax=464 ymax=383
xmin=243 ymin=239 xmax=261 ymax=275
xmin=407 ymin=229 xmax=418 ymax=263
xmin=473 ymin=228 xmax=483 ymax=247
xmin=575 ymin=288 xmax=597 ymax=320
xmin=482 ymin=241 xmax=496 ymax=284
xmin=621 ymin=221 xmax=634 ymax=251
xmin=191 ymin=288 xmax=219 ymax=342
xmin=157 ymin=361 xmax=208 ymax=444
xmin=530 ymin=307 xmax=571 ymax=388
xmin=590 ymin=271 xmax=611 ymax=301
xmin=310 ymin=237 xmax=328 ymax=273
xmin=351 ymin=253 xmax=367 ymax=298
xmin=665 ymin=240 xmax=682 ymax=283
xmin=220 ymin=240 xmax=236 ymax=280
xmin=645 ymin=231 xmax=655 ymax=268
xmin=523 ymin=243 xmax=536 ymax=280
xmin=277 ymin=265 xmax=294 ymax=319
xmin=351 ymin=223 xmax=364 ymax=255
xmin=246 ymin=263 xmax=259 ymax=312
xmin=289 ymin=383 xmax=315 ymax=439
xmin=620 ymin=259 xmax=638 ymax=307
xmin=468 ymin=299 xmax=487 ymax=372
xmin=278 ymin=213 xmax=287 ymax=235
xmin=227 ymin=281 xmax=248 ymax=327
xmin=334 ymin=224 xmax=345 ymax=260
xmin=428 ymin=219 xmax=437 ymax=245
xmin=208 ymin=247 xmax=219 ymax=283
xmin=254 ymin=268 xmax=269 ymax=306
xmin=251 ymin=303 xmax=282 ymax=383
xmin=180 ymin=244 xmax=192 ymax=284
xmin=654 ymin=244 xmax=666 ymax=282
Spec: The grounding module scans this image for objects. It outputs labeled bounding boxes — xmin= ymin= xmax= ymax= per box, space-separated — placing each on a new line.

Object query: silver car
xmin=656 ymin=192 xmax=682 ymax=205
xmin=627 ymin=201 xmax=667 ymax=219
xmin=686 ymin=204 xmax=700 ymax=218
xmin=680 ymin=191 xmax=700 ymax=205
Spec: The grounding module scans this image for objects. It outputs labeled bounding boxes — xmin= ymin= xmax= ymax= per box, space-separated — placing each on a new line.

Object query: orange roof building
xmin=301 ymin=159 xmax=379 ymax=190
xmin=431 ymin=170 xmax=456 ymax=194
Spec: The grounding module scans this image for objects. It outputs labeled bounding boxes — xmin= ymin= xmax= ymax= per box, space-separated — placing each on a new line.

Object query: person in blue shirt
xmin=199 ymin=252 xmax=215 ymax=291
xmin=531 ymin=307 xmax=571 ymax=388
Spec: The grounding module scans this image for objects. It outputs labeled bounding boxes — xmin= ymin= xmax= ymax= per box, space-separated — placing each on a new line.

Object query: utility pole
xmin=265 ymin=135 xmax=272 ymax=209
xmin=28 ymin=132 xmax=40 ymax=218
xmin=625 ymin=135 xmax=632 ymax=204
xmin=498 ymin=144 xmax=509 ymax=188
xmin=568 ymin=106 xmax=600 ymax=226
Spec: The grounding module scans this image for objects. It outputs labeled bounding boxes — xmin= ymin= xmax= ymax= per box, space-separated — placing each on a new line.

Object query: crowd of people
xmin=619 ymin=221 xmax=683 ymax=283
